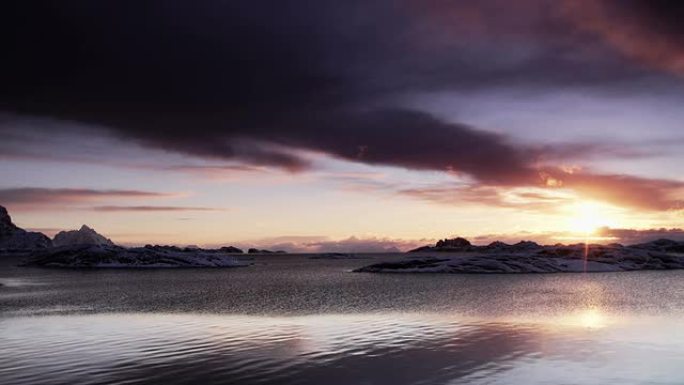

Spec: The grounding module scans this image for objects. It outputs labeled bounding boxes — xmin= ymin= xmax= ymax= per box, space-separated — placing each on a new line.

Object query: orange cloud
xmin=398 ymin=167 xmax=684 ymax=213
xmin=540 ymin=170 xmax=684 ymax=211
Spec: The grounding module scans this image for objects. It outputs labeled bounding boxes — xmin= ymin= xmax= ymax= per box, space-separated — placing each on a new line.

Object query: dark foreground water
xmin=2 ymin=253 xmax=684 ymax=384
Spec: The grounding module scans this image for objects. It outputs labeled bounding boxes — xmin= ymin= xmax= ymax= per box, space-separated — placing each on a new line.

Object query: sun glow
xmin=567 ymin=201 xmax=614 ymax=235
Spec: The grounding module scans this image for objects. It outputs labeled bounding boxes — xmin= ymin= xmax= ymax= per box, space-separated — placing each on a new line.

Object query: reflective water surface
xmin=1 ymin=254 xmax=684 ymax=384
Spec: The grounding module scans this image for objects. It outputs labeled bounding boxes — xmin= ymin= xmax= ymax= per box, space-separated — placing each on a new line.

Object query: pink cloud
xmin=91 ymin=206 xmax=222 ymax=212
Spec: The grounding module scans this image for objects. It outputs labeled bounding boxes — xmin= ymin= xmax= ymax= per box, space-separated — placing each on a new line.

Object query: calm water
xmin=2 ymin=254 xmax=684 ymax=384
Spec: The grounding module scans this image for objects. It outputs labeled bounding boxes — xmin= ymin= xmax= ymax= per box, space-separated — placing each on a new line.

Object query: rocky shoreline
xmin=356 ymin=238 xmax=684 ymax=274
xmin=22 ymin=244 xmax=250 ymax=268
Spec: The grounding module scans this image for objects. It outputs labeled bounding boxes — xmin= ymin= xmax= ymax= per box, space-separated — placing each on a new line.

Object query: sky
xmin=1 ymin=1 xmax=684 ymax=251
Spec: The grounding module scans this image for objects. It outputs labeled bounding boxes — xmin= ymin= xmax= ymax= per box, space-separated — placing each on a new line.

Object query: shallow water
xmin=2 ymin=254 xmax=684 ymax=384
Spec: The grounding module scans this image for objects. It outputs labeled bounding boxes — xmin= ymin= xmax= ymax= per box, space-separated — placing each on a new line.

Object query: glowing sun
xmin=567 ymin=202 xmax=612 ymax=235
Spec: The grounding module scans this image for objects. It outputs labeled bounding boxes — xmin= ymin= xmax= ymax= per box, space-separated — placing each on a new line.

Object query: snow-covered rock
xmin=23 ymin=244 xmax=251 ymax=268
xmin=356 ymin=242 xmax=684 ymax=274
xmin=0 ymin=205 xmax=52 ymax=251
xmin=52 ymin=225 xmax=115 ymax=247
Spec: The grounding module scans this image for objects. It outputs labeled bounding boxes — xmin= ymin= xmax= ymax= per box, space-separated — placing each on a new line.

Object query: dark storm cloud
xmin=1 ymin=1 xmax=683 ymax=209
xmin=0 ymin=1 xmax=666 ymax=172
xmin=276 ymin=109 xmax=538 ymax=184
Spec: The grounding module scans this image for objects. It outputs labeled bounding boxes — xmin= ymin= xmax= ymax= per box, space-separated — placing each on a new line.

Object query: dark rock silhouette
xmin=436 ymin=237 xmax=471 ymax=248
xmin=0 ymin=205 xmax=52 ymax=250
xmin=409 ymin=237 xmax=472 ymax=252
xmin=247 ymin=248 xmax=286 ymax=254
xmin=633 ymin=238 xmax=684 ymax=253
xmin=411 ymin=237 xmax=541 ymax=253
xmin=219 ymin=246 xmax=244 ymax=253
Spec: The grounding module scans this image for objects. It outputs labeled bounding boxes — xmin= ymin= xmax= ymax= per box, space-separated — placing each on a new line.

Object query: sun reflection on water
xmin=574 ymin=307 xmax=608 ymax=329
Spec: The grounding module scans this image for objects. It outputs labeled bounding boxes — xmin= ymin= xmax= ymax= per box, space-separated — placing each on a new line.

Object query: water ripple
xmin=0 ymin=313 xmax=683 ymax=385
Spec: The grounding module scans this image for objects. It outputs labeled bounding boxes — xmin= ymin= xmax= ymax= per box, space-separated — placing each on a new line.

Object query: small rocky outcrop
xmin=248 ymin=248 xmax=270 ymax=254
xmin=219 ymin=246 xmax=244 ymax=253
xmin=53 ymin=225 xmax=115 ymax=247
xmin=410 ymin=237 xmax=542 ymax=253
xmin=409 ymin=237 xmax=473 ymax=252
xmin=0 ymin=205 xmax=52 ymax=251
xmin=436 ymin=237 xmax=471 ymax=249
xmin=247 ymin=248 xmax=286 ymax=254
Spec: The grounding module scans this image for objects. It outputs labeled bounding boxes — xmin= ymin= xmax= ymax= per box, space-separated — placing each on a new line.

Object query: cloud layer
xmin=0 ymin=188 xmax=222 ymax=213
xmin=0 ymin=188 xmax=167 ymax=205
xmin=0 ymin=1 xmax=667 ymax=171
xmin=1 ymin=1 xmax=683 ymax=217
xmin=91 ymin=206 xmax=221 ymax=212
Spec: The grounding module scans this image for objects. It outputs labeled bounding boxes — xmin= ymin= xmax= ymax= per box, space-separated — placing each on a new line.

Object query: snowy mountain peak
xmin=53 ymin=225 xmax=115 ymax=247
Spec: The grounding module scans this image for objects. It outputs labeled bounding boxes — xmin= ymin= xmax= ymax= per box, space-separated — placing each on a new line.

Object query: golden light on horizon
xmin=566 ymin=201 xmax=616 ymax=236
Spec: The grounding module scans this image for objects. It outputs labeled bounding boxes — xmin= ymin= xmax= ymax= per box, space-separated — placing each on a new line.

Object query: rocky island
xmin=0 ymin=205 xmax=248 ymax=268
xmin=23 ymin=244 xmax=250 ymax=268
xmin=355 ymin=237 xmax=684 ymax=274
